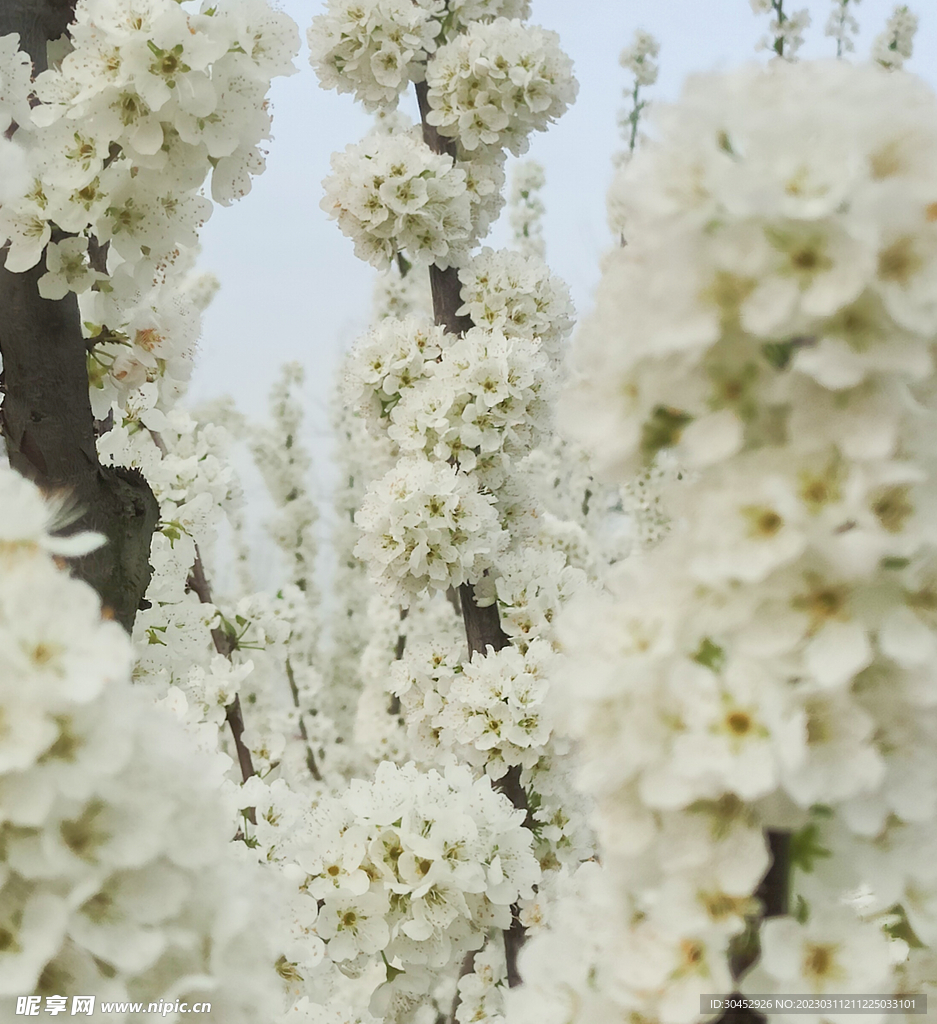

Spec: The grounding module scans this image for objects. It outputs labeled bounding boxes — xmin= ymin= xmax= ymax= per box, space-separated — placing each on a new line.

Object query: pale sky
xmin=188 ymin=0 xmax=936 ymax=571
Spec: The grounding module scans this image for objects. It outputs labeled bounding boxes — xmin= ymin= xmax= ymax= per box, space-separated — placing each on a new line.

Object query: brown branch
xmin=447 ymin=950 xmax=477 ymax=1024
xmin=186 ymin=550 xmax=257 ymax=805
xmin=0 ymin=0 xmax=77 ymax=78
xmin=286 ymin=656 xmax=322 ymax=781
xmin=717 ymin=829 xmax=791 ymax=1024
xmin=1 ymin=245 xmax=158 ymax=635
xmin=413 ymin=78 xmax=528 ymax=1000
xmin=388 ymin=606 xmax=409 ymax=716
xmin=0 ymin=2 xmax=158 ymax=633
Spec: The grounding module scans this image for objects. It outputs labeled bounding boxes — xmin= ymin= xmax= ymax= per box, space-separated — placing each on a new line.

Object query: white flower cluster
xmin=750 ymin=1 xmax=811 ymax=60
xmin=354 ymin=457 xmax=507 ymax=603
xmin=0 ymin=31 xmax=31 ymax=129
xmin=391 ymin=637 xmax=554 ymax=780
xmin=347 ymin=309 xmax=555 ymax=473
xmin=308 ymin=0 xmax=443 ymax=111
xmin=454 ymin=940 xmax=507 ymax=1024
xmin=619 ymin=28 xmax=660 ymax=88
xmin=447 ymin=0 xmax=532 ymax=27
xmin=346 ymin=303 xmax=561 ymax=597
xmin=534 ymin=58 xmax=937 ymax=1023
xmin=344 ymin=315 xmax=446 ymax=426
xmin=474 ymin=546 xmax=586 ymax=650
xmin=457 ymin=246 xmax=574 ymax=362
xmin=3 ymin=0 xmax=297 ymax=268
xmin=0 ymin=3 xmax=297 ymax=412
xmin=294 ymin=762 xmax=539 ymax=978
xmin=307 ymin=0 xmax=535 ymax=115
xmin=353 ymin=588 xmax=462 ymax=768
xmin=312 ymin=0 xmax=572 ymax=276
xmin=616 ymin=28 xmax=661 ymax=163
xmin=387 ymin=328 xmax=550 ymax=486
xmin=322 ymin=131 xmax=477 ymax=270
xmin=425 ymin=19 xmax=577 ymax=156
xmin=578 ymin=59 xmax=937 ymax=479
xmin=826 ymin=0 xmax=861 ymax=56
xmin=873 ymin=4 xmax=918 ymax=70
xmin=0 ymin=39 xmax=31 ymax=214
xmin=98 ymin=405 xmax=252 ymax=762
xmin=0 ymin=464 xmax=287 ymax=1019
xmin=251 ymin=363 xmax=320 ymax=597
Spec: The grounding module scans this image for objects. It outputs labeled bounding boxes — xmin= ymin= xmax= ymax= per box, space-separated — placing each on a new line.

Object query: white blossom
xmin=0 ymin=463 xmax=288 ymax=1019
xmin=354 ymin=457 xmax=507 ymax=603
xmin=457 ymin=247 xmax=574 ymax=362
xmin=826 ymin=0 xmax=861 ymax=57
xmin=872 ymin=5 xmax=918 ymax=70
xmin=308 ymin=0 xmax=444 ymax=111
xmin=321 ymin=130 xmax=474 ymax=270
xmin=425 ymin=19 xmax=577 ymax=156
xmin=619 ymin=29 xmax=659 ymax=88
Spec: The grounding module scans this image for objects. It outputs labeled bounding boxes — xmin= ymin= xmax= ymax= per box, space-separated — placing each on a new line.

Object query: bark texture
xmin=414 ymin=78 xmax=525 ymax=998
xmin=0 ymin=0 xmax=159 ymax=632
xmin=1 ymin=262 xmax=159 ymax=631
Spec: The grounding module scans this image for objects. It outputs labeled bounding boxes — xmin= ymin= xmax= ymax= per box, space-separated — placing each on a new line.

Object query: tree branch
xmin=0 ymin=0 xmax=76 ymax=77
xmin=0 ymin=1 xmax=158 ymax=633
xmin=718 ymin=829 xmax=792 ymax=1024
xmin=186 ymin=549 xmax=257 ymax=798
xmin=413 ymin=77 xmax=528 ymax=998
xmin=0 ymin=248 xmax=159 ymax=633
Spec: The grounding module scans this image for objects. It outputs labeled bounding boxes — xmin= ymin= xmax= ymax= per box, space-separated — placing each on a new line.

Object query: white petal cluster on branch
xmin=425 ymin=19 xmax=577 ymax=156
xmin=872 ymin=4 xmax=919 ymax=70
xmin=386 ymin=328 xmax=551 ymax=487
xmin=750 ymin=1 xmax=812 ymax=60
xmin=825 ymin=0 xmax=861 ymax=56
xmin=0 ymin=32 xmax=32 ymax=128
xmin=291 ymin=762 xmax=538 ymax=998
xmin=619 ymin=29 xmax=660 ymax=88
xmin=457 ymin=246 xmax=574 ymax=362
xmin=446 ymin=0 xmax=532 ymax=28
xmin=391 ymin=638 xmax=553 ymax=780
xmin=0 ymin=2 xmax=298 ymax=413
xmin=321 ymin=131 xmax=475 ymax=270
xmin=308 ymin=0 xmax=444 ymax=111
xmin=354 ymin=457 xmax=507 ymax=603
xmin=344 ymin=315 xmax=447 ymax=425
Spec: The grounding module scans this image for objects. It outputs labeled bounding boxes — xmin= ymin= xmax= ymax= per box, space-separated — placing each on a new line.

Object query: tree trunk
xmin=414 ymin=78 xmax=525 ymax=994
xmin=0 ymin=1 xmax=159 ymax=631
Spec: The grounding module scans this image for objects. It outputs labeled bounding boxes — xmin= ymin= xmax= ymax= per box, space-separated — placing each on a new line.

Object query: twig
xmin=286 ymin=656 xmax=323 ymax=781
xmin=186 ymin=548 xmax=257 ymax=823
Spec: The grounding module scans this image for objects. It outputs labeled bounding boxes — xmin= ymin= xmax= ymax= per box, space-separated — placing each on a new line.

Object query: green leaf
xmin=789 ymin=822 xmax=831 ymax=873
xmin=693 ymin=638 xmax=726 ymax=673
xmin=382 ymin=952 xmax=405 ymax=983
xmin=793 ymin=894 xmax=810 ymax=924
xmin=641 ymin=405 xmax=693 ymax=462
xmin=884 ymin=904 xmax=925 ymax=949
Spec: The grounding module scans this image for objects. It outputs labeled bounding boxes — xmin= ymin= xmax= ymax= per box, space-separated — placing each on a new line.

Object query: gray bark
xmin=0 ymin=0 xmax=159 ymax=631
